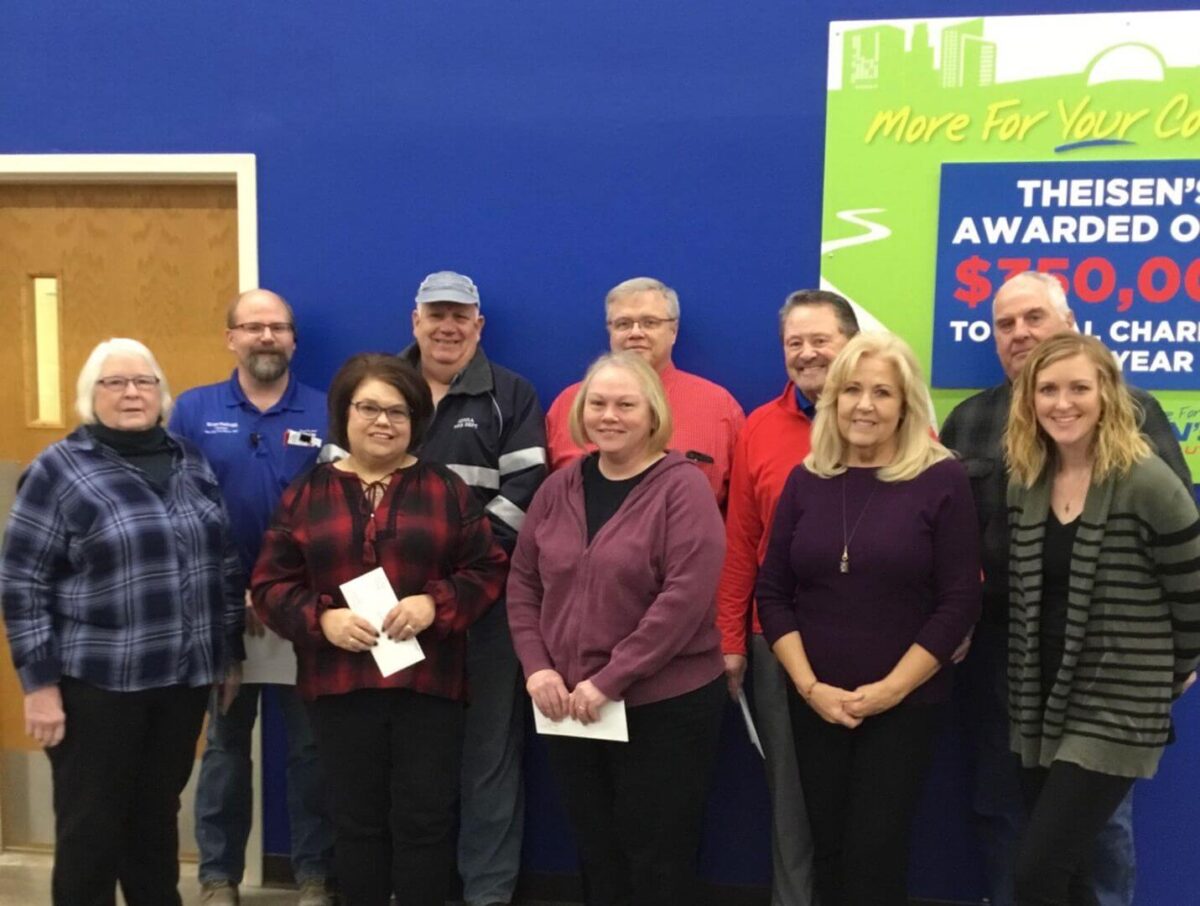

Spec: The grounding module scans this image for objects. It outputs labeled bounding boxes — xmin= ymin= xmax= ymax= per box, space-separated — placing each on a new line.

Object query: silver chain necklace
xmin=840 ymin=472 xmax=880 ymax=574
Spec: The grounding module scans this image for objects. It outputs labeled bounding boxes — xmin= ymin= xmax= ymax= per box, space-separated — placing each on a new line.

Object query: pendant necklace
xmin=1055 ymin=466 xmax=1091 ymax=519
xmin=840 ymin=471 xmax=880 ymax=574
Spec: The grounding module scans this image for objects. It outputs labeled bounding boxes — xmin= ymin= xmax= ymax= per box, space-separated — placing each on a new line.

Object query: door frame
xmin=0 ymin=153 xmax=258 ymax=290
xmin=0 ymin=153 xmax=265 ymax=885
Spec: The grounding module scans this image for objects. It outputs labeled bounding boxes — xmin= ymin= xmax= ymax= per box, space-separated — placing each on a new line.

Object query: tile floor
xmin=0 ymin=851 xmax=297 ymax=904
xmin=0 ymin=852 xmax=574 ymax=905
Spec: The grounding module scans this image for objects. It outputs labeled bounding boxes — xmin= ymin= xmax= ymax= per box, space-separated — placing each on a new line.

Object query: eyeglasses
xmin=232 ymin=322 xmax=295 ymax=336
xmin=606 ymin=317 xmax=677 ymax=333
xmin=95 ymin=375 xmax=160 ymax=392
xmin=350 ymin=401 xmax=411 ymax=423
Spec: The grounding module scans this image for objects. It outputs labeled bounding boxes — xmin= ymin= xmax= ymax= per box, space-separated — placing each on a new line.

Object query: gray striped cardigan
xmin=1007 ymin=455 xmax=1200 ymax=778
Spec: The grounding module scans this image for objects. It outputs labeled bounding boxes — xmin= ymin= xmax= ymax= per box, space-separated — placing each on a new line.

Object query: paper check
xmin=533 ymin=700 xmax=629 ymax=743
xmin=339 ymin=567 xmax=425 ymax=678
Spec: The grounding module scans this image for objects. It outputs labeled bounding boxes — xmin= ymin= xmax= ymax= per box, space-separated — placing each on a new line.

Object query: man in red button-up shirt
xmin=545 ymin=277 xmax=745 ymax=508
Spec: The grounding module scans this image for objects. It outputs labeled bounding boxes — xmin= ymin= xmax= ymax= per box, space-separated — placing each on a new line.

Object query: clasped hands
xmin=803 ymin=678 xmax=905 ymax=728
xmin=527 ymin=669 xmax=609 ymax=725
xmin=319 ymin=594 xmax=436 ymax=652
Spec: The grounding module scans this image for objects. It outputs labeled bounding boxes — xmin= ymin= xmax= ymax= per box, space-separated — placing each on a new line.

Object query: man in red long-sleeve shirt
xmin=716 ymin=290 xmax=858 ymax=906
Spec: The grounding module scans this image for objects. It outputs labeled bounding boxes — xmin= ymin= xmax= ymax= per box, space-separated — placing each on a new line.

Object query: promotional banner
xmin=821 ymin=11 xmax=1200 ymax=479
xmin=934 ymin=159 xmax=1199 ymax=390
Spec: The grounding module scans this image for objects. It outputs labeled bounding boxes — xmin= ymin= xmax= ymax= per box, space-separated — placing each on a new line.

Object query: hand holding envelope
xmin=528 ymin=670 xmax=629 ymax=743
xmin=381 ymin=593 xmax=435 ymax=642
xmin=527 ymin=669 xmax=570 ymax=720
xmin=569 ymin=679 xmax=609 ymax=724
xmin=319 ymin=608 xmax=379 ymax=652
xmin=338 ymin=568 xmax=426 ymax=677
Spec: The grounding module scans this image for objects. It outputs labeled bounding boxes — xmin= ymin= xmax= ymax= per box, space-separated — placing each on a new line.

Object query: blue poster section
xmin=934 ymin=160 xmax=1200 ymax=390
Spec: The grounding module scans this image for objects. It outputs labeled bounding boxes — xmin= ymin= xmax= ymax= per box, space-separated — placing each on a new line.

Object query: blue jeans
xmin=458 ymin=599 xmax=526 ymax=906
xmin=194 ymin=683 xmax=333 ymax=885
xmin=958 ymin=624 xmax=1026 ymax=906
xmin=959 ymin=624 xmax=1136 ymax=906
xmin=1091 ymin=789 xmax=1136 ymax=906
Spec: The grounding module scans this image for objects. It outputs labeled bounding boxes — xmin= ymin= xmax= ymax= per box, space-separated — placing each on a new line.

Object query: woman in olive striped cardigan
xmin=1004 ymin=333 xmax=1200 ymax=906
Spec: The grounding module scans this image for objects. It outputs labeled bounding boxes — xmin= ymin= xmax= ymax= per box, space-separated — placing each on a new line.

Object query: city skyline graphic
xmin=843 ymin=19 xmax=996 ymax=91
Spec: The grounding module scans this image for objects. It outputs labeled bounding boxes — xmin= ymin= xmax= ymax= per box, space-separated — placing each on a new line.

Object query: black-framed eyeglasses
xmin=606 ymin=316 xmax=677 ymax=333
xmin=95 ymin=375 xmax=160 ymax=392
xmin=350 ymin=401 xmax=411 ymax=423
xmin=232 ymin=322 xmax=295 ymax=336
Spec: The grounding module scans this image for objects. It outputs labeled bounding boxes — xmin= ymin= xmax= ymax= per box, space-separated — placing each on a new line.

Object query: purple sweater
xmin=506 ymin=451 xmax=725 ymax=707
xmin=755 ymin=458 xmax=981 ymax=705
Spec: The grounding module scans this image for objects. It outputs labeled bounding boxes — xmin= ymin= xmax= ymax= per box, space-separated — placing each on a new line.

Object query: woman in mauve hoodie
xmin=507 ymin=352 xmax=726 ymax=906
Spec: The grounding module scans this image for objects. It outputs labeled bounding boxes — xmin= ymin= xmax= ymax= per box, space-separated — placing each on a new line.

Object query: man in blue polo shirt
xmin=171 ymin=289 xmax=334 ymax=906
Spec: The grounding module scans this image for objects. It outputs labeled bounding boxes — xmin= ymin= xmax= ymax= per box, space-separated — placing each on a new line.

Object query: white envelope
xmin=339 ymin=568 xmax=425 ymax=678
xmin=737 ymin=688 xmax=765 ymax=758
xmin=240 ymin=629 xmax=298 ymax=685
xmin=533 ymin=699 xmax=629 ymax=743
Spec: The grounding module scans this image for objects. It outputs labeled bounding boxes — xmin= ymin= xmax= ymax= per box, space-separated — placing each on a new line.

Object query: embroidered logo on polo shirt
xmin=203 ymin=421 xmax=239 ymax=435
xmin=453 ymin=417 xmax=479 ymax=430
xmin=285 ymin=429 xmax=323 ymax=448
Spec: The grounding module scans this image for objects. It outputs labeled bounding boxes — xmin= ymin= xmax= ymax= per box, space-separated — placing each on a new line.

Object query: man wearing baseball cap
xmin=399 ymin=271 xmax=547 ymax=906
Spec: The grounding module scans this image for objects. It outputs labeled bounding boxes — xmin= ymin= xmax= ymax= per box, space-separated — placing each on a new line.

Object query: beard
xmin=246 ymin=350 xmax=290 ymax=382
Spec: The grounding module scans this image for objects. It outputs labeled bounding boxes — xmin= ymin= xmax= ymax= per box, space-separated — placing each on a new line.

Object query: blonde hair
xmin=75 ymin=338 xmax=173 ymax=424
xmin=1005 ymin=333 xmax=1150 ymax=487
xmin=568 ymin=352 xmax=673 ymax=455
xmin=805 ymin=332 xmax=950 ymax=482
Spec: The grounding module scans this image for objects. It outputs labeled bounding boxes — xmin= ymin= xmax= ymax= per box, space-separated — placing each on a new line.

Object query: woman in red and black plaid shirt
xmin=252 ymin=353 xmax=507 ymax=906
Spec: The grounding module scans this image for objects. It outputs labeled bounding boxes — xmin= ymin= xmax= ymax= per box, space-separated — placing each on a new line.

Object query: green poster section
xmin=820 ymin=14 xmax=1200 ymax=480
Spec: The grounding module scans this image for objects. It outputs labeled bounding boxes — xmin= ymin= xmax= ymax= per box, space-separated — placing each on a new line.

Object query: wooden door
xmin=0 ymin=182 xmax=238 ymax=849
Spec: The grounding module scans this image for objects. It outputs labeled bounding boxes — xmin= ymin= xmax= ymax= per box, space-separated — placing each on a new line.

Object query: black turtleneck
xmin=87 ymin=423 xmax=175 ymax=489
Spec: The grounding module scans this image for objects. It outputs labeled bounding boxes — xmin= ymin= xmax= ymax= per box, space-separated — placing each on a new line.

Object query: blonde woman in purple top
xmin=507 ymin=352 xmax=726 ymax=906
xmin=756 ymin=332 xmax=982 ymax=906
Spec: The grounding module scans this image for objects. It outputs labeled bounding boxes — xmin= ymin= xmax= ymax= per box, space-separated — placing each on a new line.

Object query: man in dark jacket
xmin=399 ymin=271 xmax=547 ymax=906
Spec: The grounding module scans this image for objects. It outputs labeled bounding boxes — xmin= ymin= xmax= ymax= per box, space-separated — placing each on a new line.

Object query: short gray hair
xmin=996 ymin=271 xmax=1071 ymax=317
xmin=604 ymin=277 xmax=680 ymax=320
xmin=75 ymin=338 xmax=173 ymax=424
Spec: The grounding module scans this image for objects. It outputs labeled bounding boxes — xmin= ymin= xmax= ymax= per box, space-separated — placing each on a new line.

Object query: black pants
xmin=1015 ymin=762 xmax=1134 ymax=906
xmin=788 ymin=691 xmax=944 ymax=906
xmin=545 ymin=678 xmax=725 ymax=906
xmin=308 ymin=688 xmax=465 ymax=906
xmin=46 ymin=677 xmax=209 ymax=906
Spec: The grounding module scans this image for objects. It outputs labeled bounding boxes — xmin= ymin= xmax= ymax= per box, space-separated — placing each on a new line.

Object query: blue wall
xmin=6 ymin=3 xmax=1197 ymax=902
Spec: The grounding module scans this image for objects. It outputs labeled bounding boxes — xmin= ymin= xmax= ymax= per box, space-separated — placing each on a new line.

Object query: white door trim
xmin=0 ymin=152 xmax=264 ymax=885
xmin=0 ymin=153 xmax=259 ymax=291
